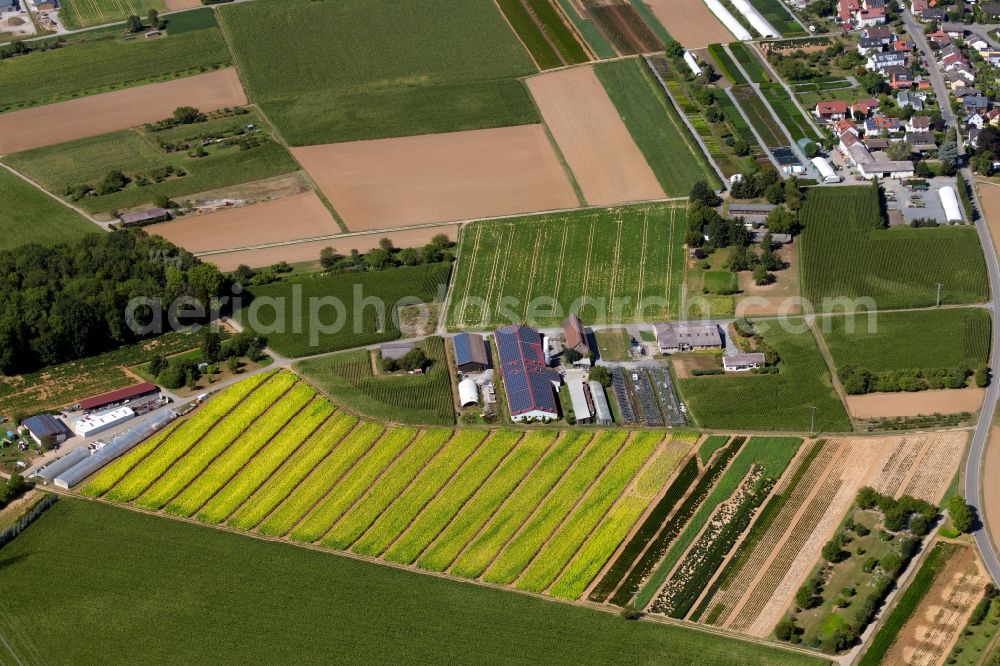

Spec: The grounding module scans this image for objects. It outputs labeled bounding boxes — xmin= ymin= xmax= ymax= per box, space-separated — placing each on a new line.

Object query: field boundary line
xmin=185 ymin=392 xmax=317 ymax=519
xmin=209 ymin=407 xmax=335 ymax=525
xmin=443 ymin=432 xmax=566 ymax=573
xmin=160 ymin=378 xmax=297 ymax=513
xmin=371 ymin=431 xmax=493 ymax=559
xmin=520 ymin=0 xmax=569 ymax=67
xmin=505 ymin=432 xmax=633 ymax=587
xmin=581 ymin=219 xmax=596 ymax=302
xmin=666 ymin=206 xmax=677 ymax=316
xmin=275 ymin=425 xmax=405 ymax=539
xmin=635 ymin=209 xmax=649 ymax=320
xmin=491 ymin=0 xmax=544 ymax=71
xmin=317 ymin=429 xmax=451 ymax=548
xmin=805 ymin=318 xmax=856 ymax=430
xmin=607 ymin=216 xmax=623 ymax=318
xmin=552 ymin=220 xmax=570 ymax=303
xmin=415 ymin=432 xmax=529 ymax=566
xmin=521 ymin=227 xmax=545 ymax=320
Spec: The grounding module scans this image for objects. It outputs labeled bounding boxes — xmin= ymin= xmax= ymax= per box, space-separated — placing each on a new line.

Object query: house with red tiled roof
xmin=815 ymin=100 xmax=849 ymax=120
xmin=852 ymin=98 xmax=880 ymax=117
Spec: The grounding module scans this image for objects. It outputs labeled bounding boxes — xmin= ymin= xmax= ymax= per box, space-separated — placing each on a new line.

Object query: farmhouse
xmin=20 ymin=414 xmax=71 ymax=446
xmin=654 ymin=322 xmax=723 ymax=354
xmin=563 ymin=314 xmax=591 ymax=358
xmin=905 ymin=130 xmax=936 ymax=152
xmin=453 ymin=333 xmax=489 ymax=373
xmin=815 ymin=100 xmax=849 ymax=121
xmin=76 ymin=382 xmax=159 ymax=412
xmin=380 ymin=340 xmax=416 ymax=361
xmin=495 ymin=324 xmax=561 ymax=422
xmin=723 ymin=352 xmax=767 ymax=372
xmin=589 ymin=380 xmax=613 ymax=426
xmin=74 ymin=406 xmax=135 ymax=438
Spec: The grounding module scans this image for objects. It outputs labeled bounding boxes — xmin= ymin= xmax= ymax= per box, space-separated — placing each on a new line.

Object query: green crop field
xmin=800 ymin=186 xmax=989 ymax=310
xmin=817 ymin=308 xmax=991 ymax=373
xmin=447 ymin=204 xmax=686 ymax=329
xmin=0 ymin=29 xmax=232 ymax=113
xmin=295 ymin=337 xmax=455 ymax=425
xmin=59 ymin=0 xmax=165 ymax=30
xmin=89 ymin=371 xmax=700 ymax=606
xmin=0 ymin=167 xmax=97 ymax=251
xmin=554 ymin=0 xmax=616 ymax=58
xmin=162 ymin=7 xmax=218 ymax=35
xmin=707 ymin=44 xmax=747 ymax=85
xmin=496 ymin=0 xmax=590 ymax=69
xmin=748 ymin=0 xmax=805 ymax=36
xmin=217 ymin=0 xmax=539 ymax=145
xmin=677 ymin=321 xmax=852 ymax=432
xmin=0 ymin=499 xmax=827 ymax=665
xmin=4 ymin=111 xmax=297 ymax=214
xmin=759 ymin=83 xmax=820 ymax=142
xmin=732 ymin=85 xmax=786 ymax=148
xmin=729 ymin=42 xmax=770 ymax=83
xmin=595 ymin=58 xmax=720 ymax=193
xmin=234 ymin=263 xmax=452 ymax=357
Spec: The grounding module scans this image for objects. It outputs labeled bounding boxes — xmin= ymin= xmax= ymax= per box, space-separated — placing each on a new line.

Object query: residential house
xmin=856 ymin=2 xmax=886 ymax=26
xmin=968 ymin=112 xmax=987 ymax=130
xmin=905 ymin=130 xmax=937 ymax=152
xmin=910 ymin=0 xmax=927 ymax=16
xmin=922 ymin=7 xmax=946 ymax=21
xmin=968 ymin=126 xmax=982 ymax=149
xmin=562 ymin=313 xmax=591 ymax=360
xmin=852 ymin=98 xmax=880 ymax=117
xmin=927 ymin=29 xmax=951 ymax=47
xmin=906 ymin=115 xmax=931 ymax=132
xmin=884 ymin=66 xmax=913 ymax=89
xmin=864 ymin=136 xmax=890 ymax=150
xmin=941 ymin=22 xmax=967 ymax=39
xmin=897 ymin=90 xmax=923 ymax=110
xmin=893 ymin=39 xmax=913 ymax=53
xmin=815 ymin=100 xmax=849 ymax=120
xmin=723 ymin=353 xmax=767 ymax=372
xmin=857 ymin=36 xmax=884 ymax=54
xmin=867 ymin=51 xmax=907 ymax=72
xmin=988 ymin=109 xmax=1000 ymax=127
xmin=964 ymin=95 xmax=990 ymax=114
xmin=865 ymin=115 xmax=903 ymax=135
xmin=861 ymin=26 xmax=893 ymax=43
xmin=841 ymin=129 xmax=875 ymax=166
xmin=982 ymin=2 xmax=1000 ymax=19
xmin=970 ymin=36 xmax=990 ymax=52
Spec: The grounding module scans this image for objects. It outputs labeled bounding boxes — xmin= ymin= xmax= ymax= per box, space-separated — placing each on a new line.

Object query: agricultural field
xmin=759 ymin=83 xmax=820 ymax=142
xmin=59 ymin=0 xmax=165 ymax=30
xmin=0 ymin=28 xmax=232 ymax=113
xmin=817 ymin=308 xmax=991 ymax=373
xmin=495 ymin=0 xmax=590 ymax=69
xmin=676 ymin=321 xmax=852 ymax=432
xmin=748 ymin=0 xmax=805 ymax=36
xmin=234 ymin=263 xmax=452 ymax=357
xmin=0 ymin=330 xmax=202 ymax=419
xmin=715 ymin=92 xmax=772 ymax=172
xmin=4 ymin=110 xmax=297 ymax=215
xmin=0 ymin=167 xmax=97 ymax=251
xmin=554 ymin=0 xmax=616 ymax=58
xmin=800 ymin=186 xmax=989 ymax=310
xmin=708 ymin=44 xmax=748 ymax=85
xmin=581 ymin=0 xmax=662 ymax=55
xmin=729 ymin=42 xmax=771 ymax=83
xmin=295 ymin=337 xmax=456 ymax=426
xmin=84 ymin=370 xmax=708 ymax=606
xmin=642 ymin=0 xmax=735 ymax=49
xmin=217 ymin=0 xmax=539 ymax=145
xmin=594 ymin=58 xmax=720 ymax=194
xmin=731 ymin=85 xmax=787 ymax=148
xmin=447 ymin=204 xmax=686 ymax=329
xmin=0 ymin=499 xmax=829 ymax=665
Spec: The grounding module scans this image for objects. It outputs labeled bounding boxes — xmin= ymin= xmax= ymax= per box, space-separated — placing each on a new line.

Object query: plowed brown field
xmin=0 ymin=68 xmax=247 ymax=155
xmin=846 ymin=388 xmax=985 ymax=419
xmin=526 ymin=66 xmax=665 ymax=206
xmin=642 ymin=0 xmax=735 ymax=48
xmin=292 ymin=125 xmax=577 ymax=231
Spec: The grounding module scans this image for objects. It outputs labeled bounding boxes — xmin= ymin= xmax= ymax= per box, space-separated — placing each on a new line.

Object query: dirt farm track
xmin=0 ymin=69 xmax=247 ymax=155
xmin=526 ymin=66 xmax=665 ymax=206
xmin=292 ymin=125 xmax=578 ymax=231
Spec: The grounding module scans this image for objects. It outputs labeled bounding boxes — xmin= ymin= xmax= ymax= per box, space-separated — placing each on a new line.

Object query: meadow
xmin=59 ymin=0 xmax=165 ymax=30
xmin=295 ymin=337 xmax=456 ymax=426
xmin=0 ymin=499 xmax=828 ymax=664
xmin=496 ymin=0 xmax=590 ymax=69
xmin=800 ymin=186 xmax=989 ymax=310
xmin=4 ymin=113 xmax=298 ymax=214
xmin=217 ymin=0 xmax=539 ymax=144
xmin=235 ymin=263 xmax=452 ymax=357
xmin=0 ymin=29 xmax=231 ymax=113
xmin=676 ymin=321 xmax=852 ymax=432
xmin=817 ymin=308 xmax=991 ymax=373
xmin=595 ymin=58 xmax=720 ymax=194
xmin=0 ymin=167 xmax=96 ymax=251
xmin=447 ymin=204 xmax=686 ymax=329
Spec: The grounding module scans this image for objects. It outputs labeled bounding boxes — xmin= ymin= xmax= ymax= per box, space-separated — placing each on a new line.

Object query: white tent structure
xmin=811 ymin=157 xmax=841 ymax=183
xmin=703 ymin=0 xmax=753 ymax=41
xmin=730 ymin=0 xmax=779 ymax=37
xmin=458 ymin=379 xmax=479 ymax=408
xmin=939 ymin=186 xmax=964 ymax=223
xmin=34 ymin=447 xmax=89 ymax=484
xmin=683 ymin=51 xmax=703 ymax=76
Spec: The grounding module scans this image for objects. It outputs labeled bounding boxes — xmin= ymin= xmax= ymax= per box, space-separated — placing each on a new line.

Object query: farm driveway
xmin=292 ymin=125 xmax=577 ymax=231
xmin=526 ymin=66 xmax=665 ymax=206
xmin=0 ymin=68 xmax=247 ymax=155
xmin=641 ymin=0 xmax=735 ymax=49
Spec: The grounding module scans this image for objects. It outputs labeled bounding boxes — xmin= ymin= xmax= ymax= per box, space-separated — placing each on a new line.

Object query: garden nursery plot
xmin=0 ymin=500 xmax=828 ymax=665
xmin=234 ymin=263 xmax=452 ymax=357
xmin=447 ymin=204 xmax=686 ymax=329
xmin=0 ymin=167 xmax=96 ymax=251
xmin=800 ymin=185 xmax=989 ymax=310
xmin=675 ymin=321 xmax=852 ymax=432
xmin=4 ymin=109 xmax=296 ymax=214
xmin=217 ymin=0 xmax=539 ymax=145
xmin=81 ymin=370 xmax=707 ymax=605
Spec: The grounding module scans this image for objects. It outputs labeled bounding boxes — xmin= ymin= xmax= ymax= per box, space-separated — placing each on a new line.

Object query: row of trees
xmin=318 ymin=234 xmax=454 ymax=273
xmin=148 ymin=329 xmax=265 ymax=389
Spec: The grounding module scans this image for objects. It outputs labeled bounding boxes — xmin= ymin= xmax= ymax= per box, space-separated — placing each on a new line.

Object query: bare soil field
xmin=185 ymin=172 xmax=311 ymax=209
xmin=203 ymin=224 xmax=460 ymax=272
xmin=882 ymin=544 xmax=986 ymax=666
xmin=526 ymin=66 xmax=665 ymax=206
xmin=986 ymin=426 xmax=1000 ymax=554
xmin=977 ymin=180 xmax=1000 ymax=258
xmin=735 ymin=243 xmax=801 ymax=316
xmin=164 ymin=0 xmax=201 ymax=9
xmin=846 ymin=388 xmax=985 ymax=419
xmin=583 ymin=0 xmax=662 ymax=55
xmin=291 ymin=125 xmax=577 ymax=231
xmin=0 ymin=68 xmax=247 ymax=155
xmin=151 ymin=191 xmax=339 ymax=254
xmin=641 ymin=0 xmax=735 ymax=49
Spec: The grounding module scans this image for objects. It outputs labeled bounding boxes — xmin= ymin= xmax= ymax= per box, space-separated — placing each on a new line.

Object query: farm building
xmin=751 ymin=230 xmax=792 ymax=245
xmin=34 ymin=447 xmax=89 ymax=484
xmin=495 ymin=324 xmax=561 ymax=422
xmin=566 ymin=377 xmax=593 ymax=425
xmin=723 ymin=352 xmax=767 ymax=372
xmin=858 ymin=161 xmax=914 ymax=180
xmin=589 ymin=380 xmax=613 ymax=426
xmin=118 ymin=208 xmax=171 ymax=228
xmin=380 ymin=340 xmax=416 ymax=361
xmin=683 ymin=51 xmax=702 ymax=76
xmin=654 ymin=322 xmax=723 ymax=354
xmin=811 ymin=157 xmax=841 ymax=183
xmin=728 ymin=202 xmax=774 ymax=223
xmin=563 ymin=314 xmax=591 ymax=357
xmin=20 ymin=414 xmax=71 ymax=446
xmin=453 ymin=333 xmax=489 ymax=373
xmin=940 ymin=186 xmax=964 ymax=223
xmin=458 ymin=379 xmax=479 ymax=408
xmin=73 ymin=406 xmax=135 ymax=438
xmin=76 ymin=382 xmax=159 ymax=412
